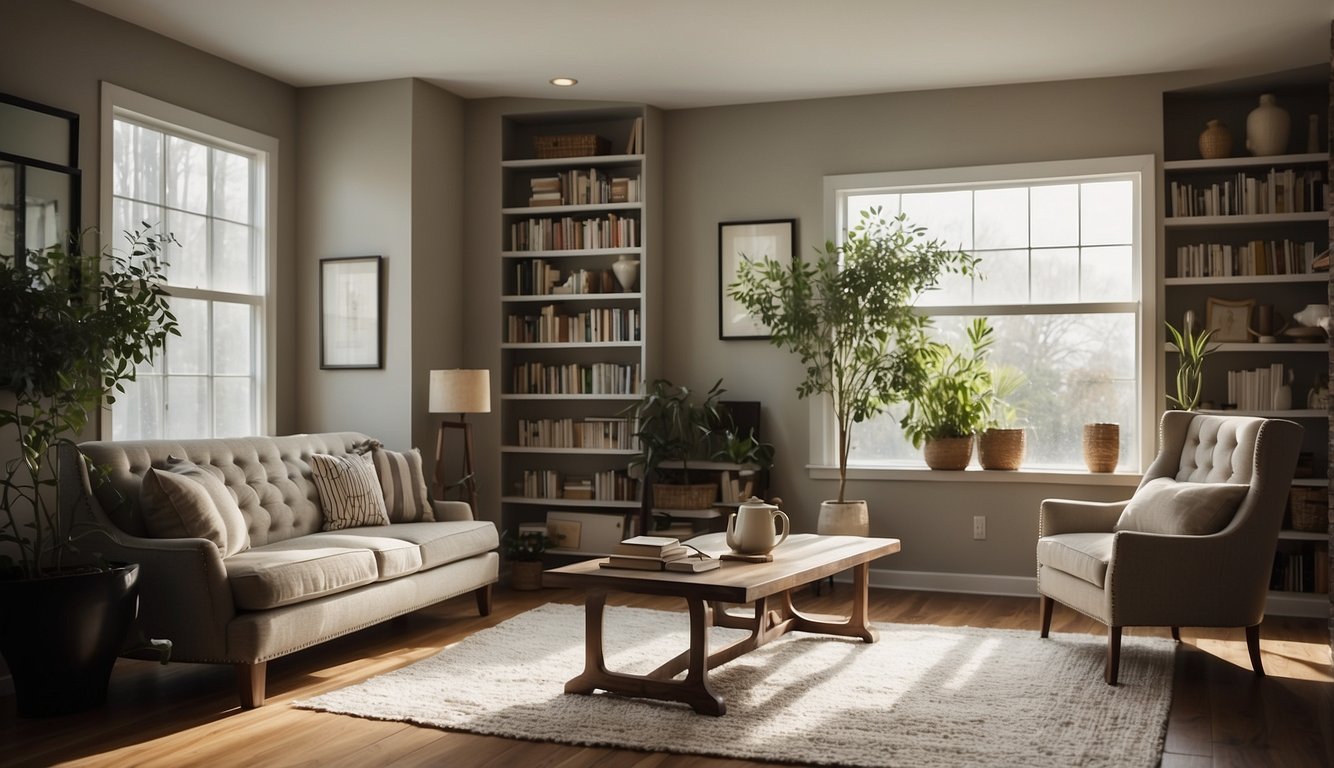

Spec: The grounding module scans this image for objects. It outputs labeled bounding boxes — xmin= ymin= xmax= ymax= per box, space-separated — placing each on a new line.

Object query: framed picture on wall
xmin=320 ymin=255 xmax=383 ymax=369
xmin=1205 ymin=297 xmax=1254 ymax=343
xmin=718 ymin=218 xmax=795 ymax=340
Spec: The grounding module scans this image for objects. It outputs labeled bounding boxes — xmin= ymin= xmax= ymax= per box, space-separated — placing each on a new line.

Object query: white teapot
xmin=726 ymin=497 xmax=790 ymax=555
xmin=1293 ymin=303 xmax=1330 ymax=331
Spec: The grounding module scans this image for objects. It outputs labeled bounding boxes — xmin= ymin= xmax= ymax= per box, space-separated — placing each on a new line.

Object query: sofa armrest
xmin=1038 ymin=498 xmax=1127 ymax=537
xmin=432 ymin=499 xmax=475 ymax=522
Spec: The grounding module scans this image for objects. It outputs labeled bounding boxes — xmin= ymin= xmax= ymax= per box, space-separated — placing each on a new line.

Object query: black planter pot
xmin=0 ymin=563 xmax=140 ymax=717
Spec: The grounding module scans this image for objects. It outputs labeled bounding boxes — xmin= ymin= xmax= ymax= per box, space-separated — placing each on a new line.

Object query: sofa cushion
xmin=1036 ymin=532 xmax=1114 ymax=588
xmin=310 ymin=452 xmax=391 ymax=531
xmin=140 ymin=462 xmax=251 ymax=557
xmin=370 ymin=447 xmax=434 ymax=523
xmin=1114 ymin=477 xmax=1248 ymax=536
xmin=292 ymin=532 xmax=424 ymax=581
xmin=226 ymin=545 xmax=378 ymax=610
xmin=328 ymin=521 xmax=498 ymax=569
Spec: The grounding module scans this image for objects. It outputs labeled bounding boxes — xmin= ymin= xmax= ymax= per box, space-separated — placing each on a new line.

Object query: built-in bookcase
xmin=498 ymin=106 xmax=662 ymax=558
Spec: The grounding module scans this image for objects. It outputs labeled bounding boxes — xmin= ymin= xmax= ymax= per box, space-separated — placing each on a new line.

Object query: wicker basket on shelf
xmin=652 ymin=483 xmax=717 ymax=510
xmin=1082 ymin=423 xmax=1119 ymax=473
xmin=533 ymin=134 xmax=610 ymax=159
xmin=1288 ymin=486 xmax=1328 ymax=532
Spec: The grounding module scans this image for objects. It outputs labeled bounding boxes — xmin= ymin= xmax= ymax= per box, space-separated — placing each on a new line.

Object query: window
xmin=101 ymin=84 xmax=277 ymax=439
xmin=822 ymin=156 xmax=1156 ymax=472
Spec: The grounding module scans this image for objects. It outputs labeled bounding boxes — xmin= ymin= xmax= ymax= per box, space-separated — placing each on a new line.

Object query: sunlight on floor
xmin=943 ymin=636 xmax=999 ymax=690
xmin=1189 ymin=637 xmax=1333 ymax=682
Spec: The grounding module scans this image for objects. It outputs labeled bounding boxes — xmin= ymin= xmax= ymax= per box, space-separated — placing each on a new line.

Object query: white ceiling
xmin=75 ymin=0 xmax=1333 ymax=109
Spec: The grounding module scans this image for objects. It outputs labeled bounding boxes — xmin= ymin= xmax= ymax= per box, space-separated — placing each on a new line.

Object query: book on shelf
xmin=665 ymin=556 xmax=720 ymax=573
xmin=625 ymin=116 xmax=643 ymax=155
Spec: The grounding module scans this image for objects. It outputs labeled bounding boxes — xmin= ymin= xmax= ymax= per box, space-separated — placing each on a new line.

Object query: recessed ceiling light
xmin=549 ymin=77 xmax=578 ymax=87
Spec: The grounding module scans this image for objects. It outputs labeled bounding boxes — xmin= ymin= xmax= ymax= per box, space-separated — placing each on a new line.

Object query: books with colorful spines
xmin=664 ymin=557 xmax=720 ymax=573
xmin=615 ymin=535 xmax=682 ymax=557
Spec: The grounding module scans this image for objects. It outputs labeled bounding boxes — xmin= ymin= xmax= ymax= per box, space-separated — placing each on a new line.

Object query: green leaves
xmin=1 ymin=224 xmax=176 ymax=578
xmin=727 ymin=206 xmax=979 ymax=500
xmin=900 ymin=318 xmax=997 ymax=449
xmin=1165 ymin=320 xmax=1216 ymax=411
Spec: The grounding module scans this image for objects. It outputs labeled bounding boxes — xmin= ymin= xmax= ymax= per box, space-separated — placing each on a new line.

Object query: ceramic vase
xmin=1197 ymin=119 xmax=1232 ymax=159
xmin=817 ymin=500 xmax=869 ymax=537
xmin=611 ymin=255 xmax=639 ymax=292
xmin=1245 ymin=94 xmax=1290 ymax=156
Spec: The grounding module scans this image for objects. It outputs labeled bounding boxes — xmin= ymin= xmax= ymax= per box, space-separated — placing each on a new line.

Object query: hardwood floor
xmin=3 ymin=584 xmax=1331 ymax=767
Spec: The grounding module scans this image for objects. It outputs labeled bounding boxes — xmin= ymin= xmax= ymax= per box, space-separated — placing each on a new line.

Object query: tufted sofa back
xmin=77 ymin=432 xmax=369 ymax=547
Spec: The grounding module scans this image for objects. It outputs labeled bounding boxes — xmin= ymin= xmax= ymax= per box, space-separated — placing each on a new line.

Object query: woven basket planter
xmin=923 ymin=436 xmax=974 ymax=471
xmin=1289 ymin=486 xmax=1328 ymax=532
xmin=1083 ymin=423 xmax=1120 ymax=473
xmin=978 ymin=428 xmax=1026 ymax=471
xmin=510 ymin=561 xmax=544 ymax=591
xmin=533 ymin=133 xmax=610 ymax=159
xmin=652 ymin=483 xmax=717 ymax=510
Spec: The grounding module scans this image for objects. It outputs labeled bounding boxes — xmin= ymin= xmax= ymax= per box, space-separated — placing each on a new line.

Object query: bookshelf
xmin=1162 ymin=71 xmax=1330 ymax=616
xmin=499 ymin=106 xmax=662 ymax=558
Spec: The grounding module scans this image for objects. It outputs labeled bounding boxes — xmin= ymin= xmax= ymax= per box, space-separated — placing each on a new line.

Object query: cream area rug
xmin=295 ymin=603 xmax=1174 ymax=767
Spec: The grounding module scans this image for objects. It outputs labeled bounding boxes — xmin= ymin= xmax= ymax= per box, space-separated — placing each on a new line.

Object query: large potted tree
xmin=0 ymin=226 xmax=176 ymax=716
xmin=729 ymin=207 xmax=977 ymax=534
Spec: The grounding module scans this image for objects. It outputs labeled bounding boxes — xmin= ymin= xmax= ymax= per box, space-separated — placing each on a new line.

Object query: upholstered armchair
xmin=1036 ymin=411 xmax=1302 ymax=684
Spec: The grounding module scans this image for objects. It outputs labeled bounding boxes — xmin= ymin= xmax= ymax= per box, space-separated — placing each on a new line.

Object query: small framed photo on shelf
xmin=718 ymin=218 xmax=795 ymax=340
xmin=320 ymin=255 xmax=383 ymax=369
xmin=1205 ymin=297 xmax=1253 ymax=343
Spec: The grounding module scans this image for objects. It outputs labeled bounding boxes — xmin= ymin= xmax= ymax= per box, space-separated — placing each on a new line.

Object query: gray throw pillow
xmin=140 ymin=462 xmax=251 ymax=557
xmin=371 ymin=447 xmax=434 ymax=523
xmin=1114 ymin=477 xmax=1249 ymax=536
xmin=310 ymin=452 xmax=391 ymax=531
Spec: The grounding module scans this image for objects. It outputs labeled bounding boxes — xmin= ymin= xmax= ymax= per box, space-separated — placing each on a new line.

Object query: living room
xmin=2 ymin=1 xmax=1332 ymax=765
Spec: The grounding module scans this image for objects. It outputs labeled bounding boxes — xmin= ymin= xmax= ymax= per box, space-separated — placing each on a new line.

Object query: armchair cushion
xmin=1113 ymin=477 xmax=1248 ymax=536
xmin=1037 ymin=532 xmax=1114 ymax=588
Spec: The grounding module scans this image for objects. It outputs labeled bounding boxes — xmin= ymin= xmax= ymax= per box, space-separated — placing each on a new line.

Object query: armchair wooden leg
xmin=1170 ymin=626 xmax=1181 ymax=642
xmin=1245 ymin=624 xmax=1265 ymax=676
xmin=1039 ymin=595 xmax=1054 ymax=638
xmin=475 ymin=584 xmax=493 ymax=616
xmin=238 ymin=662 xmax=266 ymax=709
xmin=1105 ymin=626 xmax=1121 ymax=686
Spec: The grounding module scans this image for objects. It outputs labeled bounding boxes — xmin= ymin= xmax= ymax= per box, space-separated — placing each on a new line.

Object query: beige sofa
xmin=58 ymin=432 xmax=499 ymax=708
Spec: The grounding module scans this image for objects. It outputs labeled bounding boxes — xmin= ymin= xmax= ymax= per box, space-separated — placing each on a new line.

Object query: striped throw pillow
xmin=371 ymin=447 xmax=434 ymax=523
xmin=309 ymin=452 xmax=391 ymax=531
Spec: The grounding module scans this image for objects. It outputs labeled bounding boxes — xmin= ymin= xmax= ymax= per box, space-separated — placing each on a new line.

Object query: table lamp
xmin=429 ymin=369 xmax=491 ymax=511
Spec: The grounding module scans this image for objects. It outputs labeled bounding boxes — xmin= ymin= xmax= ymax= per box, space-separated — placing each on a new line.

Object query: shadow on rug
xmin=294 ymin=603 xmax=1174 ymax=767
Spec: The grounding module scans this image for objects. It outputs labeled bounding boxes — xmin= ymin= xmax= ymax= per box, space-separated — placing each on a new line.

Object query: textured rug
xmin=295 ymin=603 xmax=1175 ymax=767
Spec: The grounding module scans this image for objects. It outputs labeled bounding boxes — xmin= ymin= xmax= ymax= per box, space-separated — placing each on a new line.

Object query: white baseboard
xmin=842 ymin=567 xmax=1327 ymax=619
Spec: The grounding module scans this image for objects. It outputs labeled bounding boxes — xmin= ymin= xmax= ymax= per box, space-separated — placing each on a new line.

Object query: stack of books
xmin=600 ymin=535 xmax=719 ymax=573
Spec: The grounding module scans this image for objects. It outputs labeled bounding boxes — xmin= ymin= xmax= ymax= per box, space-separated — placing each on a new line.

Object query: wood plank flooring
xmin=2 ymin=585 xmax=1330 ymax=767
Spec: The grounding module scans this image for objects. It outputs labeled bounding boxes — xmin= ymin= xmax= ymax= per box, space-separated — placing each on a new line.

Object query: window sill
xmin=807 ymin=465 xmax=1142 ymax=487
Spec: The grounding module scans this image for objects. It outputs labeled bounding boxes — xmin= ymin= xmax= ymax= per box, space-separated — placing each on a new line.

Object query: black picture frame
xmin=718 ymin=218 xmax=795 ymax=340
xmin=0 ymin=91 xmax=81 ymax=265
xmin=320 ymin=255 xmax=383 ymax=369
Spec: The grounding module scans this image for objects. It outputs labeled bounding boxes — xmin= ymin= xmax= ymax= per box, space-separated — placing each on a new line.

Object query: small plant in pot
xmin=729 ymin=207 xmax=978 ymax=533
xmin=628 ymin=379 xmax=726 ymax=511
xmin=1165 ymin=320 xmax=1215 ymax=411
xmin=0 ymin=226 xmax=177 ymax=716
xmin=977 ymin=364 xmax=1028 ymax=471
xmin=900 ymin=318 xmax=995 ymax=471
xmin=502 ymin=530 xmax=556 ymax=590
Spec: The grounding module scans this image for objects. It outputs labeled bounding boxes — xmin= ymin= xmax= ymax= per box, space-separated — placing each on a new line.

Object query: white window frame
xmin=99 ymin=82 xmax=278 ymax=437
xmin=812 ymin=155 xmax=1157 ymax=485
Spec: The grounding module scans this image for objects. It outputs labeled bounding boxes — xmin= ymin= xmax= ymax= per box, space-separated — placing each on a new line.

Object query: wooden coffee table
xmin=544 ymin=532 xmax=900 ymax=715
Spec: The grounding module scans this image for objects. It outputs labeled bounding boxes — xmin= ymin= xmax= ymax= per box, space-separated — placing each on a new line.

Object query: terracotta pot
xmin=923 ymin=435 xmax=973 ymax=470
xmin=510 ymin=561 xmax=544 ymax=591
xmin=978 ymin=428 xmax=1025 ymax=471
xmin=817 ymin=500 xmax=869 ymax=537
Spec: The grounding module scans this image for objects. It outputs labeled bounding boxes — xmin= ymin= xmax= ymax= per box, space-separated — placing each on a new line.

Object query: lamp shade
xmin=429 ymin=369 xmax=491 ymax=414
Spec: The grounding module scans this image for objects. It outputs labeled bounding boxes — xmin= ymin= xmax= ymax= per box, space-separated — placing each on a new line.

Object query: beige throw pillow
xmin=140 ymin=463 xmax=251 ymax=557
xmin=310 ymin=452 xmax=391 ymax=531
xmin=370 ymin=447 xmax=434 ymax=523
xmin=1114 ymin=477 xmax=1249 ymax=536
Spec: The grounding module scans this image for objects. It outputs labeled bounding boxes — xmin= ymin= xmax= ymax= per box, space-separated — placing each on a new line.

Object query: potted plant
xmin=900 ymin=318 xmax=996 ymax=470
xmin=729 ymin=207 xmax=977 ymax=532
xmin=501 ymin=530 xmax=556 ymax=590
xmin=628 ymin=379 xmax=726 ymax=510
xmin=977 ymin=364 xmax=1028 ymax=471
xmin=0 ymin=226 xmax=176 ymax=716
xmin=1165 ymin=320 xmax=1215 ymax=411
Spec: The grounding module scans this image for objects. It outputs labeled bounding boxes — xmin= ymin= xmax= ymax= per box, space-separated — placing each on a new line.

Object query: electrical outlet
xmin=973 ymin=515 xmax=986 ymax=540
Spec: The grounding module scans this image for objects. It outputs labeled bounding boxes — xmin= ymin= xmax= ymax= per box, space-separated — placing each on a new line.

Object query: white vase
xmin=611 ymin=255 xmax=639 ymax=292
xmin=817 ymin=500 xmax=869 ymax=537
xmin=1245 ymin=94 xmax=1290 ymax=156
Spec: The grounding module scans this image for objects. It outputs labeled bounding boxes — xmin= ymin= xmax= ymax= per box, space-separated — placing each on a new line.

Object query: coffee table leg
xmin=784 ymin=562 xmax=879 ymax=643
xmin=563 ymin=590 xmax=726 ymax=715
